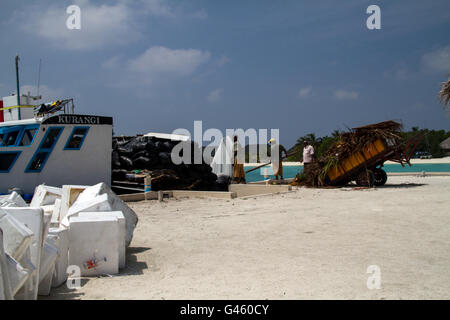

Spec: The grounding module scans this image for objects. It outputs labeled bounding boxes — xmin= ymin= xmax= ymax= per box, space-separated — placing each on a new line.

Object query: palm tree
xmin=438 ymin=77 xmax=450 ymax=110
xmin=331 ymin=130 xmax=341 ymax=139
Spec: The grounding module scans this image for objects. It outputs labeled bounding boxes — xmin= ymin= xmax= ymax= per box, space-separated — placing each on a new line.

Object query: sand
xmin=46 ymin=176 xmax=450 ymax=300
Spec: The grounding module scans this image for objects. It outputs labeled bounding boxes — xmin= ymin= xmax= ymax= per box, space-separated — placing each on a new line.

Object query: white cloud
xmin=190 ymin=8 xmax=208 ymax=19
xmin=217 ymin=55 xmax=231 ymax=67
xmin=383 ymin=66 xmax=410 ymax=81
xmin=141 ymin=0 xmax=175 ymax=17
xmin=102 ymin=56 xmax=121 ymax=69
xmin=101 ymin=46 xmax=212 ymax=90
xmin=422 ymin=45 xmax=450 ymax=73
xmin=298 ymin=86 xmax=312 ymax=98
xmin=18 ymin=1 xmax=137 ymax=50
xmin=20 ymin=84 xmax=64 ymax=103
xmin=128 ymin=46 xmax=211 ymax=77
xmin=139 ymin=0 xmax=207 ymax=19
xmin=207 ymin=88 xmax=223 ymax=102
xmin=334 ymin=89 xmax=359 ymax=100
xmin=17 ymin=0 xmax=205 ymax=50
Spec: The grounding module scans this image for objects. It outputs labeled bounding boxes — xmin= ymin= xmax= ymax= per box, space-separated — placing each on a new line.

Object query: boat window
xmin=2 ymin=130 xmax=20 ymax=146
xmin=41 ymin=128 xmax=62 ymax=149
xmin=27 ymin=152 xmax=48 ymax=172
xmin=26 ymin=127 xmax=63 ymax=173
xmin=0 ymin=133 xmax=4 ymax=145
xmin=65 ymin=127 xmax=89 ymax=150
xmin=0 ymin=151 xmax=21 ymax=172
xmin=19 ymin=128 xmax=38 ymax=146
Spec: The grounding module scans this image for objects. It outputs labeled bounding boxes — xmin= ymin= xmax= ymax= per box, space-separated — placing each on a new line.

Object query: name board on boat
xmin=42 ymin=115 xmax=113 ymax=125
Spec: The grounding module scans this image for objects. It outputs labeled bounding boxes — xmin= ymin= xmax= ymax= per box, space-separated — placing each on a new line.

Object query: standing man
xmin=232 ymin=135 xmax=246 ymax=184
xmin=301 ymin=140 xmax=315 ymax=175
xmin=268 ymin=138 xmax=288 ymax=180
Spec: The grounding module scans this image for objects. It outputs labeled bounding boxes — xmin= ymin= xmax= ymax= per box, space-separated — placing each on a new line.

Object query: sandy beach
xmin=44 ymin=175 xmax=450 ymax=300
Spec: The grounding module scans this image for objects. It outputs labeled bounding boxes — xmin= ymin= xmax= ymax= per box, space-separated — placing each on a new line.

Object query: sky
xmin=0 ymin=0 xmax=449 ymax=148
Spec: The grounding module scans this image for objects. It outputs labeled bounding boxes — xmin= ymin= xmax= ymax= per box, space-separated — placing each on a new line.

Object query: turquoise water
xmin=245 ymin=163 xmax=450 ymax=183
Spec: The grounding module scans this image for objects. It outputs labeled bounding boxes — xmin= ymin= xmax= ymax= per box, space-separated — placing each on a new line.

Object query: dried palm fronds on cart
xmin=292 ymin=120 xmax=404 ymax=187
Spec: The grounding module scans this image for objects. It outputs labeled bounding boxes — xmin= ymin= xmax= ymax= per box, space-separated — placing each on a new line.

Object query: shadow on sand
xmin=39 ymin=279 xmax=90 ymax=300
xmin=376 ymin=183 xmax=427 ymax=189
xmin=122 ymin=246 xmax=151 ymax=276
xmin=338 ymin=183 xmax=427 ymax=190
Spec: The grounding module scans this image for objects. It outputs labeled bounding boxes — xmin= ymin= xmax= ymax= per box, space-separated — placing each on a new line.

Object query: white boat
xmin=0 ymin=96 xmax=112 ymax=195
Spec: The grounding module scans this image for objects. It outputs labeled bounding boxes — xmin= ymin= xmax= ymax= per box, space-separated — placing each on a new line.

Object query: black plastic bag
xmin=133 ymin=156 xmax=151 ymax=169
xmin=119 ymin=156 xmax=133 ymax=169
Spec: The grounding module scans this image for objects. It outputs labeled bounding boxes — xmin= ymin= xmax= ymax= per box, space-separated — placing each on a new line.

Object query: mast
xmin=15 ymin=55 xmax=21 ymax=120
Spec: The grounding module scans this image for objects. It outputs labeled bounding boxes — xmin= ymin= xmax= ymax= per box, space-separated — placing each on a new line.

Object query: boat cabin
xmin=0 ymin=103 xmax=113 ymax=194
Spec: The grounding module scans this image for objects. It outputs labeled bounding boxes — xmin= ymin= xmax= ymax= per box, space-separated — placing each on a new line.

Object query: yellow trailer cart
xmin=325 ymin=129 xmax=422 ymax=187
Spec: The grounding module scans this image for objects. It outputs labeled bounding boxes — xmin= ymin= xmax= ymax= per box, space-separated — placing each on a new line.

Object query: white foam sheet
xmin=5 ymin=252 xmax=30 ymax=297
xmin=39 ymin=238 xmax=58 ymax=283
xmin=1 ymin=208 xmax=45 ymax=265
xmin=51 ymin=199 xmax=62 ymax=227
xmin=0 ymin=209 xmax=34 ymax=261
xmin=0 ymin=192 xmax=27 ymax=208
xmin=78 ymin=211 xmax=126 ymax=269
xmin=0 ymin=228 xmax=13 ymax=300
xmin=15 ymin=250 xmax=37 ymax=300
xmin=70 ymin=183 xmax=138 ymax=247
xmin=69 ymin=215 xmax=120 ymax=276
xmin=38 ymin=238 xmax=58 ymax=296
xmin=1 ymin=207 xmax=45 ymax=299
xmin=61 ymin=194 xmax=112 ymax=227
xmin=40 ymin=204 xmax=55 ymax=214
xmin=49 ymin=226 xmax=69 ymax=288
xmin=59 ymin=185 xmax=89 ymax=222
xmin=30 ymin=185 xmax=62 ymax=207
xmin=42 ymin=212 xmax=52 ymax=241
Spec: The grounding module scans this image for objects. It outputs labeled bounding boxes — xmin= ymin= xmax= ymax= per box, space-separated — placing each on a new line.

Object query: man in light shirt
xmin=301 ymin=140 xmax=315 ymax=174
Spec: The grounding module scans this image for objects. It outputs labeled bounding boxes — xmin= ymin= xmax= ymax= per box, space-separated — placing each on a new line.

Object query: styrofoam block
xmin=37 ymin=269 xmax=53 ymax=296
xmin=1 ymin=208 xmax=45 ymax=264
xmin=72 ymin=183 xmax=138 ymax=247
xmin=39 ymin=238 xmax=58 ymax=282
xmin=48 ymin=226 xmax=69 ymax=288
xmin=38 ymin=238 xmax=58 ymax=296
xmin=0 ymin=192 xmax=27 ymax=208
xmin=78 ymin=211 xmax=126 ymax=269
xmin=41 ymin=205 xmax=54 ymax=215
xmin=0 ymin=209 xmax=34 ymax=261
xmin=15 ymin=250 xmax=37 ymax=300
xmin=37 ymin=270 xmax=53 ymax=296
xmin=50 ymin=199 xmax=61 ymax=227
xmin=30 ymin=185 xmax=62 ymax=207
xmin=69 ymin=216 xmax=120 ymax=276
xmin=43 ymin=212 xmax=52 ymax=241
xmin=5 ymin=252 xmax=30 ymax=297
xmin=60 ymin=185 xmax=89 ymax=222
xmin=1 ymin=207 xmax=44 ymax=299
xmin=0 ymin=228 xmax=13 ymax=300
xmin=61 ymin=193 xmax=112 ymax=227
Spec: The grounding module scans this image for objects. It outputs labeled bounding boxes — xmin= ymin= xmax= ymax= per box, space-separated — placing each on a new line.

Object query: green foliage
xmin=316 ymin=137 xmax=337 ymax=159
xmin=401 ymin=128 xmax=450 ymax=158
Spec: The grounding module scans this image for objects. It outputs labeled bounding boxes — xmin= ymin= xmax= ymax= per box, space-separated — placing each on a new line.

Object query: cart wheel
xmin=355 ymin=170 xmax=375 ymax=187
xmin=373 ymin=168 xmax=387 ymax=186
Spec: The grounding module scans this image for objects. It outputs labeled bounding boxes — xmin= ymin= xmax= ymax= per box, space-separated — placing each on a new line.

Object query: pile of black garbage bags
xmin=112 ymin=136 xmax=230 ymax=191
